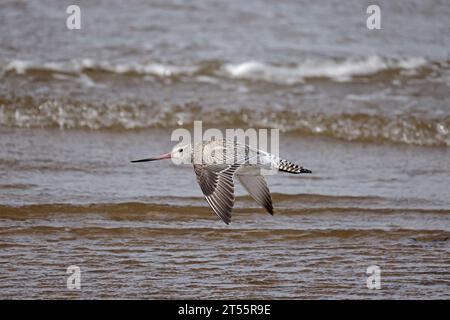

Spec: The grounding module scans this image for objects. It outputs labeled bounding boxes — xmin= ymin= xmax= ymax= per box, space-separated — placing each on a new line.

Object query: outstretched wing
xmin=193 ymin=163 xmax=241 ymax=224
xmin=237 ymin=174 xmax=273 ymax=215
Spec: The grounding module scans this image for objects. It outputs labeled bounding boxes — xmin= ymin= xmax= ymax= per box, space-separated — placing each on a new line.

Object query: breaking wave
xmin=1 ymin=55 xmax=448 ymax=146
xmin=223 ymin=56 xmax=429 ymax=83
xmin=1 ymin=59 xmax=198 ymax=78
xmin=0 ymin=99 xmax=449 ymax=147
xmin=1 ymin=55 xmax=436 ymax=84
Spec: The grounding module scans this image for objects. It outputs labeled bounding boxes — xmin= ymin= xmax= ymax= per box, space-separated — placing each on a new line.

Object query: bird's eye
xmin=179 ymin=148 xmax=183 ymax=153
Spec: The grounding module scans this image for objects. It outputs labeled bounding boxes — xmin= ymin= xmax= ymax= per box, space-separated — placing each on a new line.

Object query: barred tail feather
xmin=277 ymin=159 xmax=312 ymax=174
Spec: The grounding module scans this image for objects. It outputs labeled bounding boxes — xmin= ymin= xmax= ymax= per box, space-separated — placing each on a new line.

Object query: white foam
xmin=5 ymin=60 xmax=33 ymax=74
xmin=223 ymin=56 xmax=429 ymax=84
xmin=1 ymin=56 xmax=430 ymax=84
xmin=2 ymin=59 xmax=198 ymax=77
xmin=80 ymin=60 xmax=197 ymax=77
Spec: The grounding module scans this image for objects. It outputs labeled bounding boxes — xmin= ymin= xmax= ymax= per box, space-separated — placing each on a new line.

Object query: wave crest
xmin=0 ymin=99 xmax=448 ymax=147
xmin=1 ymin=55 xmax=434 ymax=84
xmin=223 ymin=56 xmax=429 ymax=83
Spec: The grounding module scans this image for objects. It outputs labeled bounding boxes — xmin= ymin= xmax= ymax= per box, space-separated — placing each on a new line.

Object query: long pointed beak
xmin=131 ymin=152 xmax=171 ymax=163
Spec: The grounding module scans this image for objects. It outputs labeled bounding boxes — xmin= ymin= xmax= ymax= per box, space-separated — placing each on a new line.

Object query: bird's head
xmin=131 ymin=142 xmax=193 ymax=165
xmin=169 ymin=142 xmax=193 ymax=164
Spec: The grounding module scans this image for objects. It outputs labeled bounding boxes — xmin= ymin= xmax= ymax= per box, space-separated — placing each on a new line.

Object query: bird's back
xmin=197 ymin=139 xmax=273 ymax=167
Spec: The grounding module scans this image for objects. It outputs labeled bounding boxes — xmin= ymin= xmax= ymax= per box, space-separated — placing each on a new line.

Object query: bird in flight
xmin=131 ymin=139 xmax=311 ymax=224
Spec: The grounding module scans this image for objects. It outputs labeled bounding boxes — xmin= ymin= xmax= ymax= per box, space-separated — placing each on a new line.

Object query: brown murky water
xmin=1 ymin=0 xmax=450 ymax=299
xmin=1 ymin=129 xmax=449 ymax=299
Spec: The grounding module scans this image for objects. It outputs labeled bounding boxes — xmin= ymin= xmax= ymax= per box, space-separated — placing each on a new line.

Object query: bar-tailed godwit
xmin=132 ymin=139 xmax=311 ymax=224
